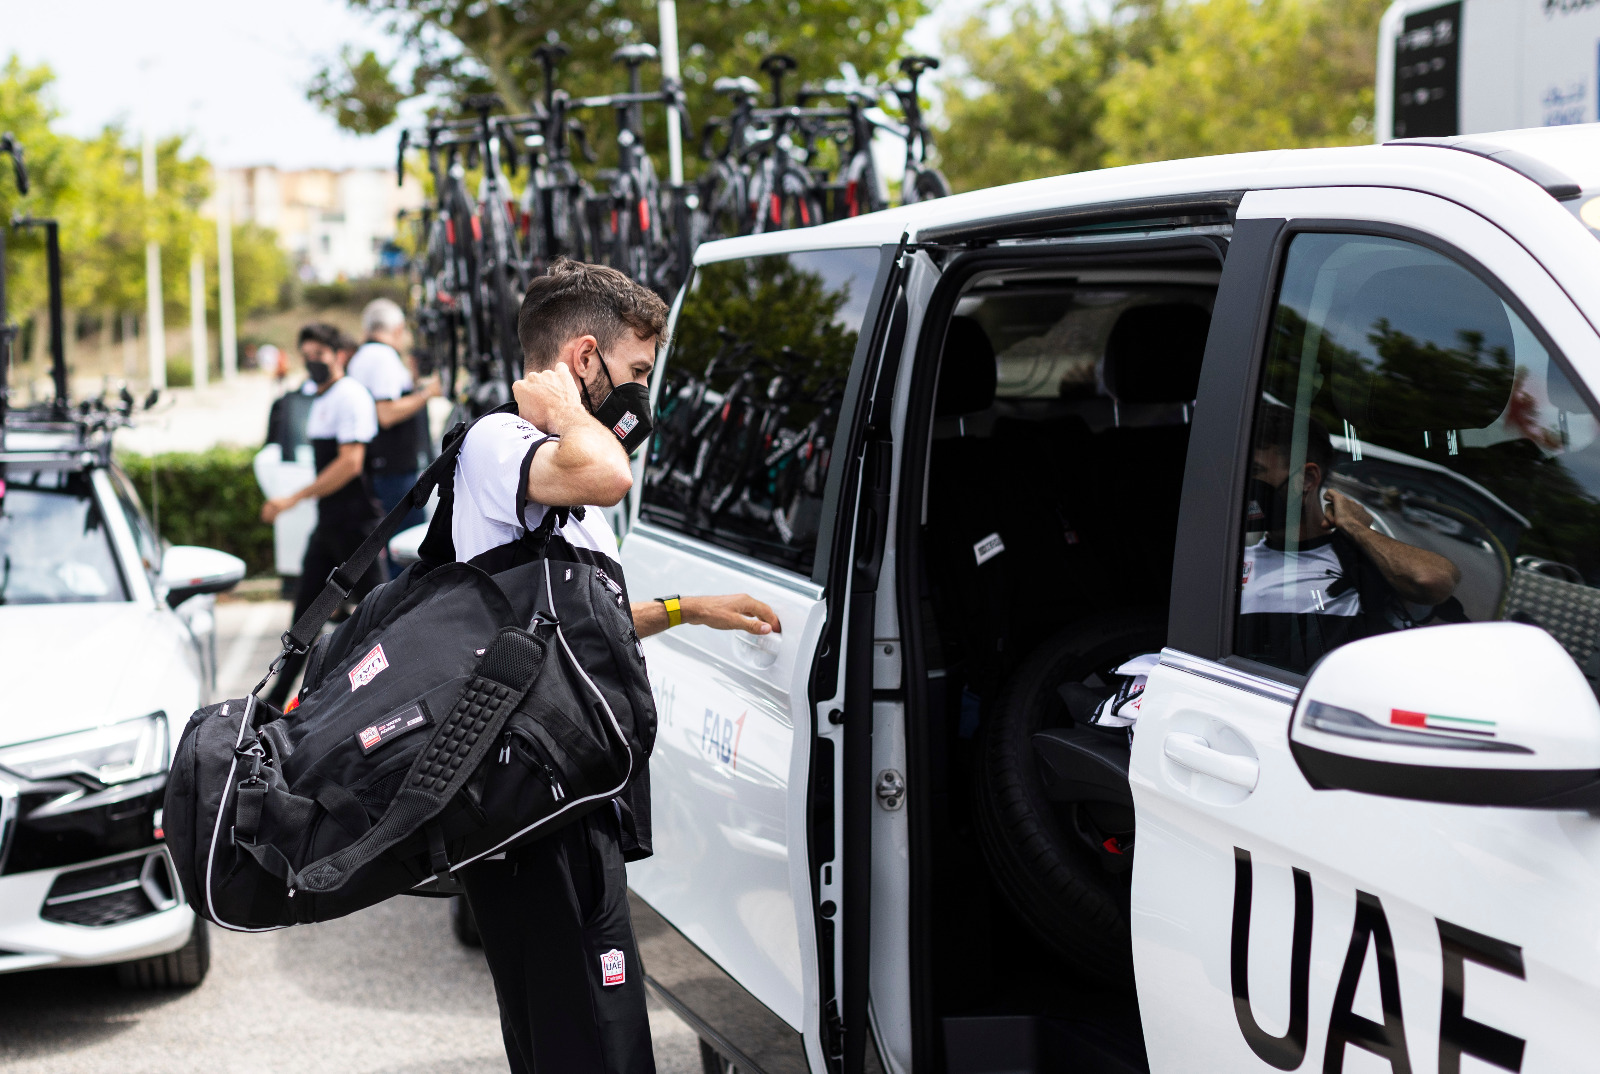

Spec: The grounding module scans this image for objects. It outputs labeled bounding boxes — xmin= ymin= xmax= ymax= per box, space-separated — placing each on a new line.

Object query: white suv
xmin=621 ymin=125 xmax=1600 ymax=1072
xmin=0 ymin=420 xmax=242 ymax=987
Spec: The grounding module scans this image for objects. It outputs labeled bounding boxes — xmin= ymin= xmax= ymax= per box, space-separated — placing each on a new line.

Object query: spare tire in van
xmin=973 ymin=612 xmax=1166 ymax=992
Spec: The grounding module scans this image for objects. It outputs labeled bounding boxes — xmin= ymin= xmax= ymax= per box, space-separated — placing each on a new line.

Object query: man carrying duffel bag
xmin=162 ymin=258 xmax=777 ymax=1074
xmin=450 ymin=259 xmax=779 ymax=1073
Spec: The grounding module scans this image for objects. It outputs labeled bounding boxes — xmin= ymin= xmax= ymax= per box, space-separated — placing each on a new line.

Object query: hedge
xmin=118 ymin=446 xmax=274 ymax=577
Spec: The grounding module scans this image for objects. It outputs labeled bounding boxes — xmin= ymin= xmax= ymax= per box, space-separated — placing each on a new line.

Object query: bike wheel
xmin=905 ymin=165 xmax=952 ymax=204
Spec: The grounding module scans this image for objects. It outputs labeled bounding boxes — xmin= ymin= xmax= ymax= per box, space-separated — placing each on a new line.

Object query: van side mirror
xmin=161 ymin=545 xmax=246 ymax=607
xmin=1289 ymin=622 xmax=1600 ymax=809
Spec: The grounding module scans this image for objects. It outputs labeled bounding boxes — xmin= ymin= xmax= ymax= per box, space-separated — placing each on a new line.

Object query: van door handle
xmin=1163 ymin=732 xmax=1259 ymax=790
xmin=733 ymin=630 xmax=781 ymax=670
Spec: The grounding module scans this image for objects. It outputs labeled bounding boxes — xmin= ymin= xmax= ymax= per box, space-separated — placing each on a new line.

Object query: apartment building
xmin=220 ymin=165 xmax=425 ymax=282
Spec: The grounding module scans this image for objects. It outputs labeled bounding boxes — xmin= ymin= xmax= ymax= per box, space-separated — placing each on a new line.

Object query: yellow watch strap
xmin=659 ymin=595 xmax=683 ymax=628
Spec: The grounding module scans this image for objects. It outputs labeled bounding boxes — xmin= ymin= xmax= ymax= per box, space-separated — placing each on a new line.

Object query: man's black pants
xmin=461 ymin=808 xmax=656 ymax=1074
xmin=264 ymin=521 xmax=383 ymax=708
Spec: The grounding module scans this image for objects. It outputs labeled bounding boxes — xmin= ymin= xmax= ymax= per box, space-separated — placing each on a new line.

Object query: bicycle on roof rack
xmin=886 ymin=55 xmax=950 ymax=204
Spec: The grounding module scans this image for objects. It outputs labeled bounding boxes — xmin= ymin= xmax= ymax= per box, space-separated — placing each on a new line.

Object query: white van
xmin=620 ymin=125 xmax=1600 ymax=1073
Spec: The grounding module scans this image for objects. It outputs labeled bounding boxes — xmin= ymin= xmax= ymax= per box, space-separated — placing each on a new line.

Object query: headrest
xmin=935 ymin=316 xmax=997 ymax=417
xmin=1327 ymin=264 xmax=1514 ymax=433
xmin=1102 ymin=303 xmax=1212 ymax=405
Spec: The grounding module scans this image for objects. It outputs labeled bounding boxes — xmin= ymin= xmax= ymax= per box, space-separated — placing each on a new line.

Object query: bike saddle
xmin=899 ymin=55 xmax=940 ymax=78
xmin=464 ymin=93 xmax=503 ymax=114
xmin=533 ymin=41 xmax=570 ymax=63
xmin=713 ymin=75 xmax=762 ymax=97
xmin=760 ymin=53 xmax=799 ymax=75
xmin=611 ymin=42 xmax=658 ymax=65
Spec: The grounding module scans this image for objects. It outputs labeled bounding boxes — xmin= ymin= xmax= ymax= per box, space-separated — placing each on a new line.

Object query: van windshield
xmin=0 ymin=471 xmax=129 ymax=604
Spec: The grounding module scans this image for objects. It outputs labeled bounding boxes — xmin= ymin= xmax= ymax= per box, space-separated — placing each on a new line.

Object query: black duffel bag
xmin=163 ymin=408 xmax=654 ymax=931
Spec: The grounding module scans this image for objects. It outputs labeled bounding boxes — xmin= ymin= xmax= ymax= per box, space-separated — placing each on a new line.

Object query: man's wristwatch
xmin=654 ymin=594 xmax=683 ymax=628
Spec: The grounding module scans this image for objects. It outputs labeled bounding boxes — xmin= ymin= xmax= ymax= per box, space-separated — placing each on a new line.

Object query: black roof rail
xmin=1386 ymin=137 xmax=1584 ymax=200
xmin=917 ymin=190 xmax=1245 ymax=245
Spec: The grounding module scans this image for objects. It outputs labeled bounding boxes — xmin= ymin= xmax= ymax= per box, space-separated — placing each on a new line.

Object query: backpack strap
xmin=253 ymin=402 xmax=519 ymax=700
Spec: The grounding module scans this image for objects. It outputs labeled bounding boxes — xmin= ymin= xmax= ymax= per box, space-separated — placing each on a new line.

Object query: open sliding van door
xmin=622 ymin=234 xmax=915 ymax=1074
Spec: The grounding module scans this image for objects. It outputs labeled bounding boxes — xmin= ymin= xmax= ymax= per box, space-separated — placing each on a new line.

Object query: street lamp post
xmin=142 ymin=129 xmax=166 ymax=391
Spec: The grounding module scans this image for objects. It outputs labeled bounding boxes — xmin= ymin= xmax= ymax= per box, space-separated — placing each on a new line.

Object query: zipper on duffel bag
xmin=498 ymin=729 xmax=567 ymax=801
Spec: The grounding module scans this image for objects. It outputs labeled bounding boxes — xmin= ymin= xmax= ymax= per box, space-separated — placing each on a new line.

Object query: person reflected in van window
xmin=1237 ymin=407 xmax=1461 ymax=671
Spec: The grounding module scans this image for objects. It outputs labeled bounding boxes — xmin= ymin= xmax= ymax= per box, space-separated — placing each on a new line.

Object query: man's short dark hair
xmin=297 ymin=322 xmax=344 ymax=351
xmin=1255 ymin=404 xmax=1335 ymax=476
xmin=516 ymin=258 xmax=669 ymax=371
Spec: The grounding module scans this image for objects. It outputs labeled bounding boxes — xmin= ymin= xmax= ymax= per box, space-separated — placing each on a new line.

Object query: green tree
xmin=1097 ymin=0 xmax=1385 ymax=166
xmin=313 ymin=0 xmax=926 ymax=173
xmin=936 ymin=0 xmax=1385 ymax=191
xmin=938 ymin=0 xmax=1170 ymax=193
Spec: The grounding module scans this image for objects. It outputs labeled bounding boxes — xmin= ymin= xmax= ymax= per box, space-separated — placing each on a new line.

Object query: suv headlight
xmin=0 ymin=712 xmax=169 ymax=786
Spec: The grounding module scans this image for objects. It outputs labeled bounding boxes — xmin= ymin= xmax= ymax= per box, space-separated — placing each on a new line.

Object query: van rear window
xmin=641 ymin=247 xmax=880 ymax=574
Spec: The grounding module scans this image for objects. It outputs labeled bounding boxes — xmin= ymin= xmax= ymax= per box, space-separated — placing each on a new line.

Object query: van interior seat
xmin=1085 ymin=302 xmax=1213 ymax=608
xmin=925 ymin=316 xmax=1012 ymax=692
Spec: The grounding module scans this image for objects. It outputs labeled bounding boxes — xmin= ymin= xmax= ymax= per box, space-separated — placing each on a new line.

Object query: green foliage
xmin=1098 ymin=0 xmax=1385 ymax=166
xmin=303 ymin=275 xmax=409 ymax=310
xmin=938 ymin=0 xmax=1385 ymax=192
xmin=118 ymin=447 xmax=274 ymax=577
xmin=0 ymin=57 xmax=291 ymax=326
xmin=314 ymin=0 xmax=926 ymax=174
xmin=308 ymin=49 xmax=410 ymax=135
xmin=939 ymin=0 xmax=1170 ymax=192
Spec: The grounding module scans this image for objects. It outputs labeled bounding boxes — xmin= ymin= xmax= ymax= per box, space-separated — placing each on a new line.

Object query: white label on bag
xmin=973 ymin=532 xmax=1006 ymax=565
xmin=600 ymin=948 xmax=626 ymax=986
xmin=348 ymin=643 xmax=389 ymax=692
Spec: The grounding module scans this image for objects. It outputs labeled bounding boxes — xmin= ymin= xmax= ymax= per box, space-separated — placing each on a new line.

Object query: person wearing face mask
xmin=447 ymin=259 xmax=779 ymax=1074
xmin=1236 ymin=406 xmax=1461 ymax=670
xmin=258 ymin=323 xmax=385 ymax=709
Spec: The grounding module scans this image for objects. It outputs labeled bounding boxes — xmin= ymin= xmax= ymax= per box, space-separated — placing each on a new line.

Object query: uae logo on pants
xmin=600 ymin=948 xmax=626 ymax=986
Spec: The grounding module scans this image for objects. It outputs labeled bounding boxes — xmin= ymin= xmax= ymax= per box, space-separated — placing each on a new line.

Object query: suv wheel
xmin=116 ymin=917 xmax=210 ymax=989
xmin=973 ymin=612 xmax=1165 ymax=992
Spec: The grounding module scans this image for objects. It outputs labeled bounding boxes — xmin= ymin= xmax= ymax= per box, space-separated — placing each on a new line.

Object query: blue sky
xmin=6 ymin=0 xmax=980 ymax=170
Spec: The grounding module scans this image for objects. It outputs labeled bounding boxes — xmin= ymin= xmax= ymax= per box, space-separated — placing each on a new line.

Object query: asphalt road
xmin=0 ymin=598 xmax=704 ymax=1074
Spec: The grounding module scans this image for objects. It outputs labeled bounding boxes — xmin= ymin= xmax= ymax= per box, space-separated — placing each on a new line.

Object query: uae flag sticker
xmin=1390 ymin=708 xmax=1496 ymax=737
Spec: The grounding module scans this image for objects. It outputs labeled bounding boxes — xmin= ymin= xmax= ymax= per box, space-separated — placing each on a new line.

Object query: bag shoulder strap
xmin=259 ymin=403 xmax=518 ymax=693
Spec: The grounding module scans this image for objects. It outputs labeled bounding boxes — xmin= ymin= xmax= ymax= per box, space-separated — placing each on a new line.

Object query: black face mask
xmin=582 ymin=350 xmax=654 ymax=454
xmin=305 ymin=359 xmax=332 ymax=386
xmin=1248 ymin=473 xmax=1312 ymax=534
xmin=1244 ymin=476 xmax=1292 ymax=531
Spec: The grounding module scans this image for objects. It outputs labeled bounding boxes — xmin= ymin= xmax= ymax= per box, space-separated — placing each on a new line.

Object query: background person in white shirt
xmin=452 ymin=259 xmax=777 ymax=1074
xmin=347 ymin=298 xmax=441 ymax=535
xmin=258 ymin=324 xmax=385 ymax=708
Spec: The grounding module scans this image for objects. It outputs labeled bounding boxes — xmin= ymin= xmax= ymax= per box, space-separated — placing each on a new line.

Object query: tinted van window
xmin=1238 ymin=232 xmax=1600 ymax=693
xmin=642 ymin=248 xmax=880 ymax=574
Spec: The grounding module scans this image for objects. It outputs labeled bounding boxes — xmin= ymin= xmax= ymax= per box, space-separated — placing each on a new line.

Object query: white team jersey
xmin=304 ymin=376 xmax=377 ymax=445
xmin=1239 ymin=538 xmax=1360 ymax=617
xmin=451 ymin=412 xmax=618 ymax=562
xmin=346 ymin=341 xmax=414 ymax=402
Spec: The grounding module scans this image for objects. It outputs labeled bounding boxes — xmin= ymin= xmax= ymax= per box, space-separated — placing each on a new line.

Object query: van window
xmin=1237 ymin=232 xmax=1600 ymax=693
xmin=641 ymin=247 xmax=880 ymax=574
